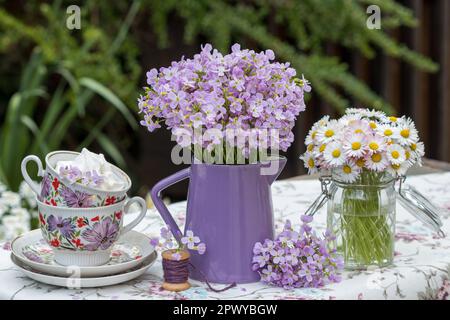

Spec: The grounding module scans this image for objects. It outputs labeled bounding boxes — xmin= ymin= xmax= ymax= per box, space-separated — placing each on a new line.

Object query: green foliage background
xmin=0 ymin=0 xmax=438 ymax=191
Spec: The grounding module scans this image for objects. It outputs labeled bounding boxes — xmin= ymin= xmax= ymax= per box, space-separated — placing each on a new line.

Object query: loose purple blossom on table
xmin=59 ymin=166 xmax=104 ymax=188
xmin=252 ymin=215 xmax=343 ymax=289
xmin=138 ymin=43 xmax=310 ymax=161
xmin=150 ymin=227 xmax=206 ymax=260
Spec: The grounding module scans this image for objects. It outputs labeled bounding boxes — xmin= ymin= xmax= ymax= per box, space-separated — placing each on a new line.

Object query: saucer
xmin=11 ymin=229 xmax=155 ymax=277
xmin=11 ymin=252 xmax=157 ymax=288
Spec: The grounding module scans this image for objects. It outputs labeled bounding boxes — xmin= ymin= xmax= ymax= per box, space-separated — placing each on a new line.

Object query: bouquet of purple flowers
xmin=138 ymin=43 xmax=310 ymax=163
xmin=252 ymin=216 xmax=343 ymax=289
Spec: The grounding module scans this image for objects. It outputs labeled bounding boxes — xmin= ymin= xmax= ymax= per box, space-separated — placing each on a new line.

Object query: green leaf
xmin=0 ymin=164 xmax=8 ymax=186
xmin=79 ymin=77 xmax=137 ymax=129
xmin=32 ymin=81 xmax=66 ymax=155
xmin=96 ymin=133 xmax=126 ymax=168
xmin=20 ymin=115 xmax=49 ymax=155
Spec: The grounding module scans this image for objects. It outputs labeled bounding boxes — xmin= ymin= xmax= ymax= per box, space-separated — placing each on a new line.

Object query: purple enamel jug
xmin=150 ymin=156 xmax=286 ymax=284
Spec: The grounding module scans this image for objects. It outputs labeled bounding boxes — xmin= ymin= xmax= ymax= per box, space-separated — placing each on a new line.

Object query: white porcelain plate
xmin=11 ymin=252 xmax=157 ymax=288
xmin=11 ymin=229 xmax=155 ymax=277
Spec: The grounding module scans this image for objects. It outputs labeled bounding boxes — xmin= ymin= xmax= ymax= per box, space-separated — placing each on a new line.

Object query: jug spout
xmin=262 ymin=156 xmax=287 ymax=185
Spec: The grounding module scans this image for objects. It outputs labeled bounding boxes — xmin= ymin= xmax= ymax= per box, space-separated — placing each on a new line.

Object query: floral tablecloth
xmin=1 ymin=172 xmax=450 ymax=300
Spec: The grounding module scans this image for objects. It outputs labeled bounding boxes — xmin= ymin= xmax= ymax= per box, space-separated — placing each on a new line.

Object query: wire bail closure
xmin=395 ymin=175 xmax=445 ymax=238
xmin=305 ymin=175 xmax=332 ymax=216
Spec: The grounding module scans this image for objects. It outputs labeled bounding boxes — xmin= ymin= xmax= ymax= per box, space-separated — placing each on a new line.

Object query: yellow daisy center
xmin=343 ymin=165 xmax=352 ymax=174
xmin=369 ymin=121 xmax=377 ymax=129
xmin=369 ymin=142 xmax=379 ymax=150
xmin=308 ymin=158 xmax=315 ymax=168
xmin=307 ymin=144 xmax=314 ymax=152
xmin=405 ymin=151 xmax=410 ymax=159
xmin=355 ymin=129 xmax=363 ymax=134
xmin=371 ymin=153 xmax=382 ymax=163
xmin=384 ymin=129 xmax=393 ymax=136
xmin=325 ymin=129 xmax=334 ymax=138
xmin=410 ymin=143 xmax=417 ymax=151
xmin=351 ymin=142 xmax=361 ymax=150
xmin=392 ymin=164 xmax=400 ymax=170
xmin=312 ymin=131 xmax=317 ymax=139
xmin=391 ymin=150 xmax=400 ymax=159
xmin=332 ymin=149 xmax=341 ymax=158
xmin=389 ymin=116 xmax=398 ymax=122
xmin=400 ymin=128 xmax=410 ymax=138
xmin=319 ymin=144 xmax=326 ymax=152
xmin=356 ymin=158 xmax=365 ymax=167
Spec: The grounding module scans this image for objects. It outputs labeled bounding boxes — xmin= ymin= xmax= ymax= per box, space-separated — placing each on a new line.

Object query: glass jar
xmin=327 ymin=170 xmax=396 ymax=270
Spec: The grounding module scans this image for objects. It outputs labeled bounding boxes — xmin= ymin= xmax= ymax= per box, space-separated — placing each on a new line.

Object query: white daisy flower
xmin=323 ymin=142 xmax=346 ymax=166
xmin=304 ymin=129 xmax=317 ymax=146
xmin=386 ymin=144 xmax=406 ymax=165
xmin=300 ymin=152 xmax=318 ymax=174
xmin=408 ymin=141 xmax=425 ymax=166
xmin=366 ymin=134 xmax=386 ymax=154
xmin=394 ymin=120 xmax=419 ymax=146
xmin=361 ymin=109 xmax=386 ymax=120
xmin=316 ymin=115 xmax=330 ymax=126
xmin=384 ymin=115 xmax=400 ymax=124
xmin=352 ymin=157 xmax=367 ymax=170
xmin=316 ymin=120 xmax=341 ymax=144
xmin=386 ymin=161 xmax=412 ymax=177
xmin=346 ymin=119 xmax=370 ymax=135
xmin=365 ymin=152 xmax=389 ymax=172
xmin=345 ymin=107 xmax=363 ymax=115
xmin=343 ymin=133 xmax=366 ymax=158
xmin=305 ymin=142 xmax=315 ymax=153
xmin=340 ymin=113 xmax=362 ymax=125
xmin=305 ymin=116 xmax=331 ymax=145
xmin=314 ymin=142 xmax=328 ymax=156
xmin=336 ymin=162 xmax=360 ymax=183
xmin=377 ymin=124 xmax=396 ymax=139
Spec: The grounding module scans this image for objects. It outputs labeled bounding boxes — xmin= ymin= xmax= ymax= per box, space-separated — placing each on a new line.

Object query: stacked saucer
xmin=16 ymin=149 xmax=155 ymax=287
xmin=10 ymin=229 xmax=157 ymax=288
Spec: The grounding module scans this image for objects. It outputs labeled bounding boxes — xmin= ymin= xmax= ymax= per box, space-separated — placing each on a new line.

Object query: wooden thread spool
xmin=162 ymin=249 xmax=191 ymax=292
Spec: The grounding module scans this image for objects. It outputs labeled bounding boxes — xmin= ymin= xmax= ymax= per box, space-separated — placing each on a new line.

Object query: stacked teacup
xmin=21 ymin=149 xmax=147 ymax=266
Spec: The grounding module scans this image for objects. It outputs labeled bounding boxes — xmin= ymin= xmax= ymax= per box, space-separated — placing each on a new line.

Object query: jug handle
xmin=150 ymin=168 xmax=190 ymax=242
xmin=21 ymin=155 xmax=45 ymax=195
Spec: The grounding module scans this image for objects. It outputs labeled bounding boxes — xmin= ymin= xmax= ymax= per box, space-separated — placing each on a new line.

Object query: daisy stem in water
xmin=337 ymin=170 xmax=395 ymax=268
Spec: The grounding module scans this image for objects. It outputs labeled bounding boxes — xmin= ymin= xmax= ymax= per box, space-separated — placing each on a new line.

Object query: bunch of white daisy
xmin=300 ymin=108 xmax=425 ymax=182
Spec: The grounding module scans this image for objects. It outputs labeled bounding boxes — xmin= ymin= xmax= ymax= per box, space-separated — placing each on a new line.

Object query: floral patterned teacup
xmin=37 ymin=196 xmax=147 ymax=266
xmin=21 ymin=151 xmax=131 ymax=208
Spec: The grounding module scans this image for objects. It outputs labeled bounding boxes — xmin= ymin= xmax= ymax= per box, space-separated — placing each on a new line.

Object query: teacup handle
xmin=21 ymin=155 xmax=45 ymax=196
xmin=121 ymin=196 xmax=147 ymax=235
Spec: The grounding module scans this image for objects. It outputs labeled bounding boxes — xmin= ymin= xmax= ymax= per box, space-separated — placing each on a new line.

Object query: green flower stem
xmin=335 ymin=170 xmax=394 ymax=268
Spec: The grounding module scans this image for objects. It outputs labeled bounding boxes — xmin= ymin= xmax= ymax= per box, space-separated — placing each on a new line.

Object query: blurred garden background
xmin=0 ymin=0 xmax=449 ymax=215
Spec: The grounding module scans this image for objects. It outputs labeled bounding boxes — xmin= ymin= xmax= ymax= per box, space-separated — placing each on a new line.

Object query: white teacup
xmin=22 ymin=151 xmax=131 ymax=208
xmin=37 ymin=197 xmax=147 ymax=266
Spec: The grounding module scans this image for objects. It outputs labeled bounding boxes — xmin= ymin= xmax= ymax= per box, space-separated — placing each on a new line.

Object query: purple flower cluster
xmin=59 ymin=166 xmax=104 ymax=188
xmin=138 ymin=43 xmax=310 ymax=158
xmin=150 ymin=227 xmax=206 ymax=260
xmin=253 ymin=216 xmax=343 ymax=289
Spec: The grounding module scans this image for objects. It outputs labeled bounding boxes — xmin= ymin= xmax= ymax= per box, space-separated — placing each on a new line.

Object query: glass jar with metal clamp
xmin=305 ymin=172 xmax=444 ymax=270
